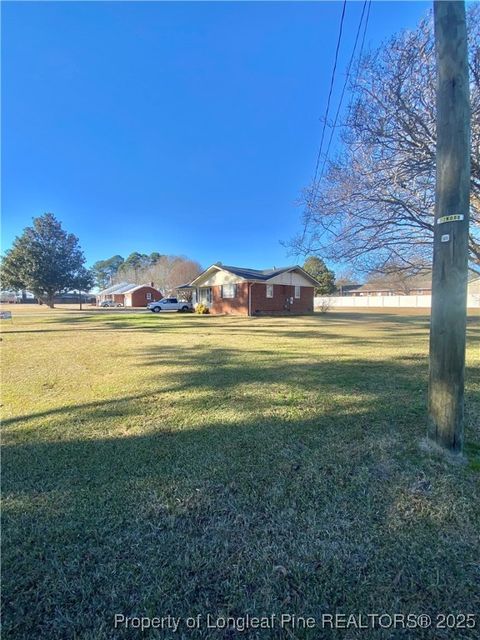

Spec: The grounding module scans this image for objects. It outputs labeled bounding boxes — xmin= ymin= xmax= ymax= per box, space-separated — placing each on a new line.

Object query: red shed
xmin=122 ymin=284 xmax=163 ymax=307
xmin=97 ymin=282 xmax=162 ymax=307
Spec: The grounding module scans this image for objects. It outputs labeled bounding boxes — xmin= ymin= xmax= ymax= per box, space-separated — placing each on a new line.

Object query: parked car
xmin=99 ymin=300 xmax=123 ymax=307
xmin=147 ymin=297 xmax=192 ymax=313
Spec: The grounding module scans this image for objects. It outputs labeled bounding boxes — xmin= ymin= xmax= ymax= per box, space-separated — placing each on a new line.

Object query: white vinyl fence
xmin=315 ymin=294 xmax=480 ymax=309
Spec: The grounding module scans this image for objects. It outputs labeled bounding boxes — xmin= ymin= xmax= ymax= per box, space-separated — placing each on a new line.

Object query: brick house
xmin=96 ymin=282 xmax=162 ymax=307
xmin=181 ymin=264 xmax=319 ymax=316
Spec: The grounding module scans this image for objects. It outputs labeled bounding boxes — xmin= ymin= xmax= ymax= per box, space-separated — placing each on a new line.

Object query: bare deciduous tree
xmin=114 ymin=255 xmax=201 ymax=295
xmin=292 ymin=7 xmax=479 ymax=273
xmin=366 ymin=262 xmax=431 ymax=294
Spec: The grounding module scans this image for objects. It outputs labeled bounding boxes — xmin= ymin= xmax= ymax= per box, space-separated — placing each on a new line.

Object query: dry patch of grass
xmin=1 ymin=307 xmax=479 ymax=638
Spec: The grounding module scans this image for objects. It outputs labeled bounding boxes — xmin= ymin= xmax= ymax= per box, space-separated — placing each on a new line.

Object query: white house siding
xmin=469 ymin=279 xmax=480 ymax=295
xmin=267 ymin=272 xmax=315 ymax=286
xmin=195 ymin=270 xmax=242 ymax=287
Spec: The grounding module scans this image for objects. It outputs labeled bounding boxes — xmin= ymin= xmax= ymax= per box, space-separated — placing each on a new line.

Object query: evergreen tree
xmin=0 ymin=213 xmax=91 ymax=307
xmin=92 ymin=255 xmax=124 ymax=289
xmin=303 ymin=256 xmax=335 ymax=295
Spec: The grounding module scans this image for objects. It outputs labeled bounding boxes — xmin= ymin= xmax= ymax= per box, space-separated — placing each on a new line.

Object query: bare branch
xmin=291 ymin=8 xmax=480 ymax=273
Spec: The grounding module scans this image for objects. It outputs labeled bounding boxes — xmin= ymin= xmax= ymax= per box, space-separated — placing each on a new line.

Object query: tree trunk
xmin=42 ymin=293 xmax=55 ymax=308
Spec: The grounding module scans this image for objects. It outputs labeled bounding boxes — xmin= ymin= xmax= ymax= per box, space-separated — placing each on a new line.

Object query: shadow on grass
xmin=2 ymin=341 xmax=480 ymax=638
xmin=5 ymin=312 xmax=478 ymax=352
xmin=2 ymin=348 xmax=432 ymax=430
xmin=3 ymin=338 xmax=478 ymax=436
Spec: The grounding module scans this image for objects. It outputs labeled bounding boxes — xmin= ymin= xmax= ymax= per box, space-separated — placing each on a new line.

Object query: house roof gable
xmin=188 ymin=264 xmax=320 ymax=287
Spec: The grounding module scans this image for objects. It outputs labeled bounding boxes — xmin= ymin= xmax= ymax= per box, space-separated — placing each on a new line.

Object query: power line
xmin=299 ymin=0 xmax=371 ymax=251
xmin=358 ymin=0 xmax=372 ymax=69
xmin=312 ymin=0 xmax=347 ymax=185
xmin=349 ymin=0 xmax=372 ymax=100
xmin=317 ymin=0 xmax=371 ymax=183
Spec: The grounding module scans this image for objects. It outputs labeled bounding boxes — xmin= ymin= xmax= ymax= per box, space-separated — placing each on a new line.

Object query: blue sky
xmin=2 ymin=1 xmax=430 ymax=271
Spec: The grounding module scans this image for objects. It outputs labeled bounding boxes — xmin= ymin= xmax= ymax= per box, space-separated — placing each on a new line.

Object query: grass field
xmin=2 ymin=307 xmax=479 ymax=639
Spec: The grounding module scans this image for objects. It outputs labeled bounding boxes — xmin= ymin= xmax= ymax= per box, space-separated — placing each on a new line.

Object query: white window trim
xmin=294 ymin=286 xmax=301 ymax=299
xmin=266 ymin=284 xmax=273 ymax=298
xmin=222 ymin=284 xmax=236 ymax=299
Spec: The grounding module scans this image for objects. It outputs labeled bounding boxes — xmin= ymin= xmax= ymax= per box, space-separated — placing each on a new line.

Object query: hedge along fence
xmin=314 ymin=294 xmax=480 ymax=309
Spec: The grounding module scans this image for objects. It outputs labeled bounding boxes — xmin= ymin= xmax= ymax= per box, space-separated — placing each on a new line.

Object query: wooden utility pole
xmin=428 ymin=0 xmax=471 ymax=453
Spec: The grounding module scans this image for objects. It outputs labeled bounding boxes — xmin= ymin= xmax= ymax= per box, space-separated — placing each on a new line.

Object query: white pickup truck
xmin=147 ymin=297 xmax=192 ymax=313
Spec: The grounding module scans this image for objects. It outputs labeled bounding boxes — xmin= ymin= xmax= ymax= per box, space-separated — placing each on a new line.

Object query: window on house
xmin=222 ymin=284 xmax=236 ymax=298
xmin=146 ymin=293 xmax=152 ymax=300
xmin=294 ymin=286 xmax=301 ymax=299
xmin=199 ymin=288 xmax=212 ymax=304
xmin=266 ymin=284 xmax=273 ymax=298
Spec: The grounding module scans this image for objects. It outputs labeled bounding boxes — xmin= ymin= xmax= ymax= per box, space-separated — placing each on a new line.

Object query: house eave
xmin=186 ymin=264 xmax=322 ymax=288
xmin=188 ymin=264 xmax=250 ymax=288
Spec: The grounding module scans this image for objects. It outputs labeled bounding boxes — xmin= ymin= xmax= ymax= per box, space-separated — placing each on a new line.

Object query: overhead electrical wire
xmin=311 ymin=0 xmax=372 ymax=195
xmin=299 ymin=0 xmax=372 ymax=248
xmin=312 ymin=0 xmax=348 ymax=185
xmin=317 ymin=0 xmax=371 ymax=185
xmin=357 ymin=0 xmax=372 ymax=80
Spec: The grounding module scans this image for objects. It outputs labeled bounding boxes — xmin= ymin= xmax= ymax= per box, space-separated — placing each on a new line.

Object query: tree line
xmin=96 ymin=254 xmax=337 ymax=296
xmin=0 ymin=214 xmax=202 ymax=307
xmin=0 ymin=213 xmax=338 ymax=307
xmin=92 ymin=253 xmax=202 ymax=296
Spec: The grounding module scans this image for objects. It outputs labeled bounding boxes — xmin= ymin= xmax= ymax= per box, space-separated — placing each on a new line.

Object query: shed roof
xmin=97 ymin=282 xmax=135 ymax=296
xmin=122 ymin=284 xmax=162 ymax=294
xmin=97 ymin=282 xmax=161 ymax=296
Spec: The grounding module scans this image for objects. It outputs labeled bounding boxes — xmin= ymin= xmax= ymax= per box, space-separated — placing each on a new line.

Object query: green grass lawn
xmin=2 ymin=307 xmax=479 ymax=639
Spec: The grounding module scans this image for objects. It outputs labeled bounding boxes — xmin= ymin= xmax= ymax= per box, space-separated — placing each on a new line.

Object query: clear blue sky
xmin=2 ymin=1 xmax=430 ymax=271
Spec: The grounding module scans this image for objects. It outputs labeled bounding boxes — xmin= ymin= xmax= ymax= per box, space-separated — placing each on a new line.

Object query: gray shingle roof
xmin=220 ymin=265 xmax=301 ymax=281
xmin=188 ymin=264 xmax=320 ymax=287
